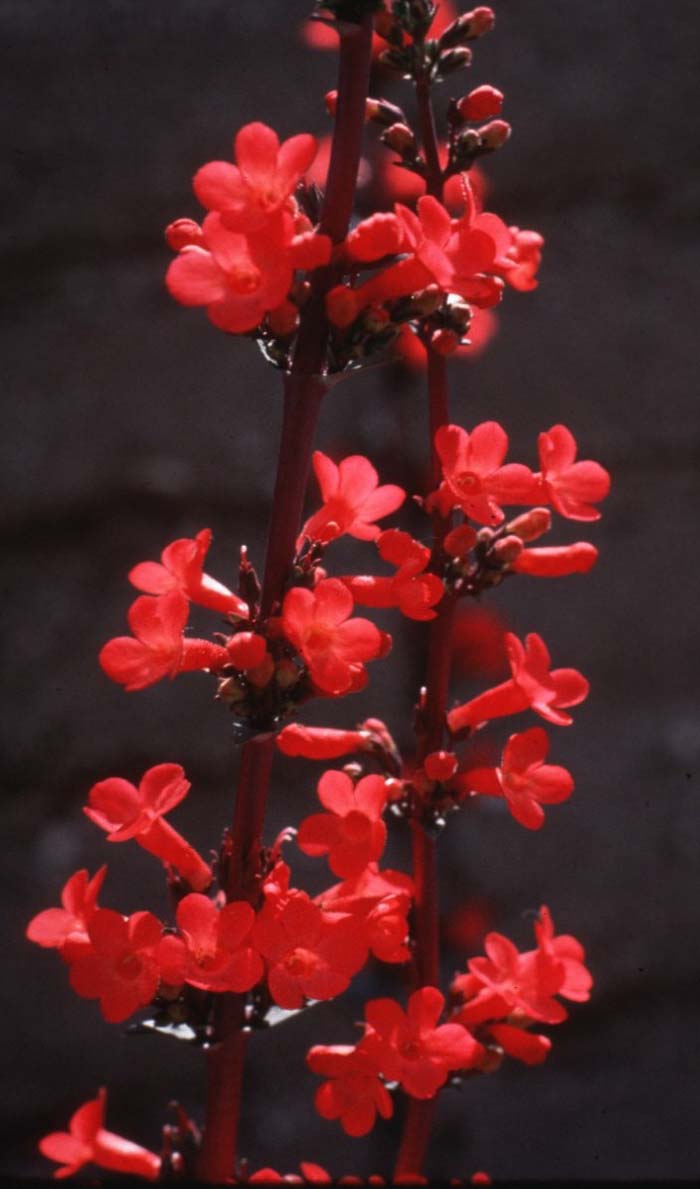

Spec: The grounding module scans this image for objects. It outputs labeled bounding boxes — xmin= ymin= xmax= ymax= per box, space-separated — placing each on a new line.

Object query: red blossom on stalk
xmin=39 ymin=1088 xmax=160 ymax=1180
xmin=157 ymin=894 xmax=263 ymax=993
xmin=448 ymin=631 xmax=589 ymax=734
xmin=193 ymin=121 xmax=318 ymax=233
xmin=26 ymin=866 xmax=106 ymax=959
xmin=362 ymin=987 xmax=484 ymax=1098
xmin=512 ymin=541 xmax=598 ymax=578
xmin=84 ymin=764 xmax=212 ymax=891
xmin=68 ymin=909 xmax=163 ymax=1023
xmin=277 ymin=723 xmax=370 ymax=760
xmin=298 ymin=451 xmax=405 ymax=546
xmin=281 ymin=578 xmax=388 ymax=696
xmin=460 ymin=727 xmax=574 ymax=829
xmin=129 ymin=528 xmax=248 ymax=618
xmin=297 ymin=769 xmax=390 ymax=878
xmin=316 ymin=863 xmax=413 ymax=964
xmin=342 ymin=529 xmax=445 ymax=622
xmin=429 ymin=422 xmax=537 ymax=525
xmin=307 ymin=1041 xmax=393 ymax=1137
xmin=99 ymin=591 xmax=228 ymax=692
xmin=252 ymin=893 xmax=367 ymax=1009
xmin=166 ymin=210 xmax=330 ymax=335
xmin=535 ymin=425 xmax=611 ymax=521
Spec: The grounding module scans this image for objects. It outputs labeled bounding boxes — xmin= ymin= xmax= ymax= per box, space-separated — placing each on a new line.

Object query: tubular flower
xmin=512 ymin=542 xmax=598 ymax=577
xmin=461 ymin=727 xmax=574 ymax=829
xmin=26 ymin=866 xmax=107 ymax=960
xmin=307 ymin=1042 xmax=393 ymax=1137
xmin=68 ymin=909 xmax=164 ymax=1023
xmin=297 ymin=769 xmax=390 ymax=879
xmin=39 ymin=1088 xmax=160 ymax=1181
xmin=277 ymin=723 xmax=371 ymax=760
xmin=252 ymin=893 xmax=367 ymax=1009
xmin=429 ymin=422 xmax=538 ymax=525
xmin=536 ymin=425 xmax=611 ymax=521
xmin=501 ymin=227 xmax=544 ymax=291
xmin=156 ymin=894 xmax=263 ymax=993
xmin=362 ymin=987 xmax=484 ymax=1098
xmin=342 ymin=530 xmax=444 ymax=622
xmin=298 ymin=451 xmax=405 ymax=546
xmin=193 ymin=121 xmax=318 ymax=233
xmin=99 ymin=591 xmax=228 ymax=692
xmin=447 ymin=631 xmax=589 ymax=734
xmin=316 ymin=864 xmax=413 ymax=964
xmin=84 ymin=764 xmax=212 ymax=891
xmin=129 ymin=528 xmax=248 ymax=618
xmin=281 ymin=579 xmax=388 ymax=696
xmin=166 ymin=210 xmax=330 ymax=336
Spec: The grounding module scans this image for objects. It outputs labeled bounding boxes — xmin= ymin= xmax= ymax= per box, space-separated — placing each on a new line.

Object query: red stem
xmin=395 ymin=57 xmax=454 ymax=1184
xmin=196 ymin=15 xmax=374 ymax=1182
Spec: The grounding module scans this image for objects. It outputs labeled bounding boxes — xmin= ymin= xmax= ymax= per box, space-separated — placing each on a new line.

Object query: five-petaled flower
xmin=307 ymin=1041 xmax=393 ymax=1137
xmin=536 ymin=425 xmax=611 ymax=521
xmin=26 ymin=866 xmax=106 ymax=960
xmin=429 ymin=422 xmax=537 ymax=525
xmin=156 ymin=893 xmax=263 ymax=993
xmin=69 ymin=909 xmax=164 ymax=1023
xmin=84 ymin=763 xmax=212 ymax=891
xmin=129 ymin=528 xmax=249 ymax=619
xmin=39 ymin=1088 xmax=160 ymax=1181
xmin=298 ymin=452 xmax=405 ymax=547
xmin=461 ymin=727 xmax=574 ymax=829
xmin=281 ymin=578 xmax=388 ymax=696
xmin=362 ymin=987 xmax=484 ymax=1098
xmin=253 ymin=893 xmax=367 ymax=1009
xmin=297 ymin=769 xmax=390 ymax=879
xmin=448 ymin=631 xmax=589 ymax=734
xmin=342 ymin=529 xmax=445 ymax=622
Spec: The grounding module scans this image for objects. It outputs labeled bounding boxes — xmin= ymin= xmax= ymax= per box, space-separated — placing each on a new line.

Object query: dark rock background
xmin=3 ymin=0 xmax=699 ymax=1179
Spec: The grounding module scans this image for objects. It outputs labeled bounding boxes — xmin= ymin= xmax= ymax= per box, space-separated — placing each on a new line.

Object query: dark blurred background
xmin=3 ymin=0 xmax=700 ymax=1179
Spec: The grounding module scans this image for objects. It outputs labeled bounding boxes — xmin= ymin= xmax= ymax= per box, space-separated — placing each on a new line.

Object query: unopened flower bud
xmin=165 ymin=218 xmax=203 ymax=251
xmin=275 ymin=658 xmax=300 ymax=690
xmin=438 ymin=47 xmax=473 ymax=75
xmin=381 ymin=122 xmax=417 ymax=155
xmin=479 ymin=119 xmax=511 ymax=151
xmin=267 ymin=300 xmax=299 ymax=338
xmin=452 ymin=129 xmax=481 ymax=167
xmin=457 ymin=85 xmax=504 ymax=122
xmin=325 ymin=90 xmax=338 ymax=118
xmin=438 ymin=7 xmax=495 ymax=49
xmin=444 ymin=523 xmax=477 ymax=559
xmin=507 ymin=507 xmax=551 ymax=543
xmin=430 ymin=328 xmax=461 ymax=356
xmin=492 ymin=534 xmax=523 ymax=565
xmin=366 ymin=96 xmax=408 ymax=128
xmin=227 ymin=632 xmax=268 ymax=671
xmin=246 ymin=652 xmax=275 ymax=690
xmin=326 ymin=284 xmax=358 ymax=328
xmin=424 ymin=750 xmax=459 ymax=782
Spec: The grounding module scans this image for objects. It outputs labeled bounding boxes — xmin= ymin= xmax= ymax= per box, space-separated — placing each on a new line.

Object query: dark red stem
xmin=196 ymin=15 xmax=374 ymax=1182
xmin=395 ymin=57 xmax=454 ymax=1184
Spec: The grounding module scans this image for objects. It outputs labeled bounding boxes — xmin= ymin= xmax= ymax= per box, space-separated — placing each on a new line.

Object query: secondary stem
xmin=196 ymin=15 xmax=374 ymax=1182
xmin=395 ymin=60 xmax=454 ymax=1183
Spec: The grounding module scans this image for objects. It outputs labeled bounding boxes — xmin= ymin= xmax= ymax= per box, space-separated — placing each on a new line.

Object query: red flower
xmin=281 ymin=579 xmax=387 ymax=696
xmin=277 ymin=723 xmax=371 ymax=760
xmin=316 ymin=864 xmax=413 ymax=964
xmin=193 ymin=121 xmax=318 ymax=233
xmin=457 ymin=85 xmax=504 ymax=122
xmin=26 ymin=866 xmax=106 ymax=959
xmin=253 ymin=894 xmax=367 ymax=1009
xmin=84 ymin=764 xmax=212 ymax=891
xmin=362 ymin=987 xmax=484 ymax=1098
xmin=532 ymin=905 xmax=593 ymax=1004
xmin=430 ymin=422 xmax=537 ymax=525
xmin=129 ymin=528 xmax=249 ymax=618
xmin=536 ymin=425 xmax=611 ymax=521
xmin=307 ymin=1042 xmax=393 ymax=1137
xmin=69 ymin=909 xmax=163 ymax=1023
xmin=99 ymin=592 xmax=228 ymax=692
xmin=447 ymin=631 xmax=589 ymax=733
xmin=512 ymin=542 xmax=598 ymax=578
xmin=156 ymin=893 xmax=263 ymax=993
xmin=39 ymin=1088 xmax=160 ymax=1180
xmin=297 ymin=769 xmax=390 ymax=879
xmin=461 ymin=727 xmax=574 ymax=829
xmin=298 ymin=451 xmax=405 ymax=546
xmin=342 ymin=530 xmax=444 ymax=622
xmin=501 ymin=227 xmax=544 ymax=292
